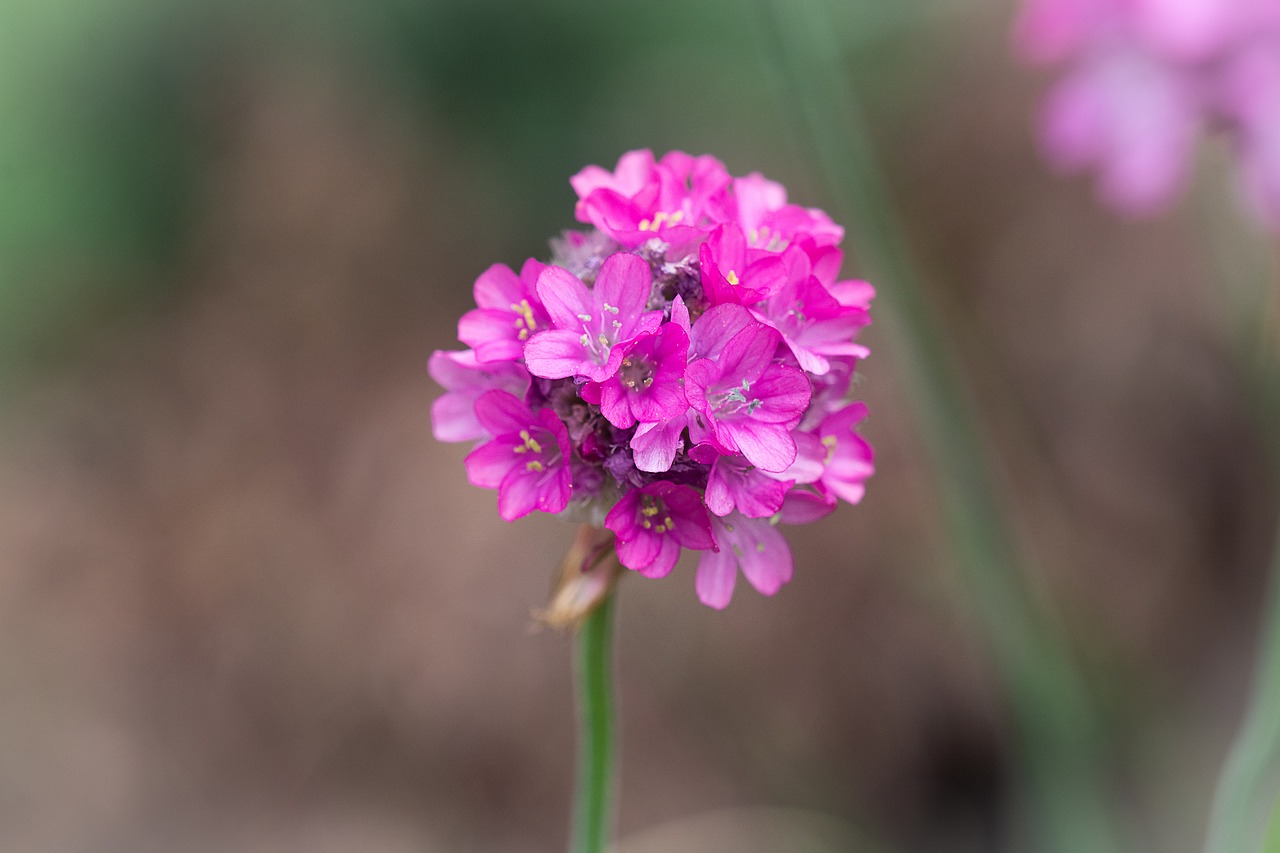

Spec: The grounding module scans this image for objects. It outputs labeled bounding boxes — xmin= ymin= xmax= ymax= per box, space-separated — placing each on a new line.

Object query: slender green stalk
xmin=1206 ymin=527 xmax=1280 ymax=853
xmin=571 ymin=591 xmax=617 ymax=853
xmin=755 ymin=1 xmax=1122 ymax=849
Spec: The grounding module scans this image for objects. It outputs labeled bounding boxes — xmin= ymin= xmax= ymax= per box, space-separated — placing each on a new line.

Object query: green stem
xmin=571 ymin=591 xmax=616 ymax=853
xmin=757 ymin=1 xmax=1121 ymax=849
xmin=1205 ymin=526 xmax=1280 ymax=853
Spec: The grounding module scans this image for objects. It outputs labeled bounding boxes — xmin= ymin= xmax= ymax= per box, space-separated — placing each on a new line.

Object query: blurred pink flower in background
xmin=1015 ymin=0 xmax=1280 ymax=226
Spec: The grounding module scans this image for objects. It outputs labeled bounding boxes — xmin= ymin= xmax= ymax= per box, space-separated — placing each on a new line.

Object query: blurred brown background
xmin=0 ymin=1 xmax=1275 ymax=850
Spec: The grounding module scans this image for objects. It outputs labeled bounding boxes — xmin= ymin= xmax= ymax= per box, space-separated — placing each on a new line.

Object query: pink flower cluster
xmin=430 ymin=150 xmax=874 ymax=609
xmin=1014 ymin=0 xmax=1280 ymax=227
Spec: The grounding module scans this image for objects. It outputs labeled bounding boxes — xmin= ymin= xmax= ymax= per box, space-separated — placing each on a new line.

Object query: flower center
xmin=513 ymin=428 xmax=551 ymax=473
xmin=638 ymin=494 xmax=674 ymax=532
xmin=708 ymin=378 xmax=762 ymax=418
xmin=618 ymin=354 xmax=654 ymax=391
xmin=576 ymin=304 xmax=624 ymax=364
xmin=638 ymin=210 xmax=684 ymax=231
xmin=510 ymin=299 xmax=538 ymax=341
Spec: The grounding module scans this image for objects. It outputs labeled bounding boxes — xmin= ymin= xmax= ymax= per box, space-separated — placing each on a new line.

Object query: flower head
xmin=431 ymin=151 xmax=875 ymax=606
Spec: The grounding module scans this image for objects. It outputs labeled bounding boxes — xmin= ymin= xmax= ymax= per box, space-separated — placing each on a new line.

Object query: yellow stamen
xmin=726 ymin=270 xmax=739 ymax=286
xmin=510 ymin=299 xmax=538 ymax=344
xmin=526 ymin=460 xmax=544 ymax=472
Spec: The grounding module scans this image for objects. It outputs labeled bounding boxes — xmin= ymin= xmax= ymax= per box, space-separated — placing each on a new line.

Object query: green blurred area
xmin=0 ymin=0 xmax=944 ymax=389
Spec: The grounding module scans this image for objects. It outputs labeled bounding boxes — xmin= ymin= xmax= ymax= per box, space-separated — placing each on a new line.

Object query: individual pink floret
xmin=684 ymin=322 xmax=812 ymax=473
xmin=751 ymin=248 xmax=871 ymax=376
xmin=591 ymin=321 xmax=690 ymax=429
xmin=698 ymin=224 xmax=788 ymax=307
xmin=428 ymin=350 xmax=531 ymax=443
xmin=814 ymin=402 xmax=876 ymax=506
xmin=457 ymin=259 xmax=549 ymax=363
xmin=695 ymin=512 xmax=794 ymax=610
xmin=571 ymin=150 xmax=731 ymax=248
xmin=523 ymin=252 xmax=662 ymax=383
xmin=605 ymin=481 xmax=716 ymax=579
xmin=464 ymin=390 xmax=573 ymax=521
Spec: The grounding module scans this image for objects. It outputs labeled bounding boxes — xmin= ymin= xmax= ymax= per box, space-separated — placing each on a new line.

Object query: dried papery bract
xmin=537 ymin=525 xmax=623 ymax=631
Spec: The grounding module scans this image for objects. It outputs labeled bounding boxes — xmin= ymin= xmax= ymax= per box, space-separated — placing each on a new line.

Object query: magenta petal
xmin=431 ymin=392 xmax=484 ymax=442
xmin=704 ymin=468 xmax=734 ymax=517
xmin=688 ymin=304 xmax=755 ymax=361
xmin=670 ymin=295 xmax=691 ymax=333
xmin=523 ymin=330 xmax=590 ymax=379
xmin=644 ymin=536 xmax=682 ymax=579
xmin=497 ymin=469 xmax=541 ymax=520
xmin=615 ymin=530 xmax=663 ymax=573
xmin=473 ymin=263 xmax=522 ymax=308
xmin=749 ymin=364 xmax=812 ymax=424
xmin=464 ymin=439 xmax=517 ymax=489
xmin=594 ymin=253 xmax=653 ymax=323
xmin=779 ymin=490 xmax=837 ymax=524
xmin=716 ymin=323 xmax=782 ymax=384
xmin=458 ymin=308 xmax=524 ymax=362
xmin=682 ymin=358 xmax=718 ymax=415
xmin=472 ymin=390 xmax=534 ymax=436
xmin=536 ymin=265 xmax=594 ymax=330
xmin=599 ymin=380 xmax=637 ymax=428
xmin=631 ymin=417 xmax=685 ymax=473
xmin=721 ymin=420 xmax=796 ymax=473
xmin=778 ymin=431 xmax=826 ymax=485
xmin=628 ymin=379 xmax=686 ymax=422
xmin=736 ymin=518 xmax=793 ymax=596
xmin=696 ymin=548 xmax=738 ymax=609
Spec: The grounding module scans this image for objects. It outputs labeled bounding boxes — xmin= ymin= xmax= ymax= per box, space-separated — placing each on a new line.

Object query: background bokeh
xmin=0 ymin=0 xmax=1276 ymax=850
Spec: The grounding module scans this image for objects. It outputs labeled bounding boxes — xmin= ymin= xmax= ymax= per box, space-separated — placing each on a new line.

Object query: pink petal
xmin=472 ymin=263 xmax=523 ymax=309
xmin=736 ymin=518 xmax=793 ymax=596
xmin=630 ymin=417 xmax=685 ymax=473
xmin=523 ymin=330 xmax=590 ymax=379
xmin=593 ymin=252 xmax=653 ymax=327
xmin=472 ymin=390 xmax=534 ymax=436
xmin=696 ymin=548 xmax=738 ymax=610
xmin=464 ymin=439 xmax=516 ymax=489
xmin=458 ymin=308 xmax=524 ymax=362
xmin=721 ymin=420 xmax=797 ymax=473
xmin=536 ymin=265 xmax=593 ymax=330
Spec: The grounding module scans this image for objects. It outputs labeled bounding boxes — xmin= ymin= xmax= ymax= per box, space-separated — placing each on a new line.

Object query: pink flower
xmin=428 ymin=350 xmax=531 ymax=442
xmin=1038 ymin=49 xmax=1201 ymax=214
xmin=588 ymin=321 xmax=690 ymax=429
xmin=458 ymin=259 xmax=549 ymax=363
xmin=523 ymin=252 xmax=662 ymax=382
xmin=431 ymin=150 xmax=875 ymax=607
xmin=464 ymin=391 xmax=573 ymax=521
xmin=695 ymin=513 xmax=794 ymax=610
xmin=1014 ymin=0 xmax=1280 ymax=228
xmin=814 ymin=402 xmax=875 ymax=506
xmin=699 ymin=224 xmax=788 ymax=307
xmin=570 ymin=150 xmax=730 ymax=247
xmin=750 ymin=248 xmax=871 ymax=375
xmin=605 ymin=482 xmax=715 ymax=578
xmin=685 ymin=322 xmax=812 ymax=473
xmin=704 ymin=455 xmax=791 ymax=519
xmin=729 ymin=173 xmax=843 ymax=251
